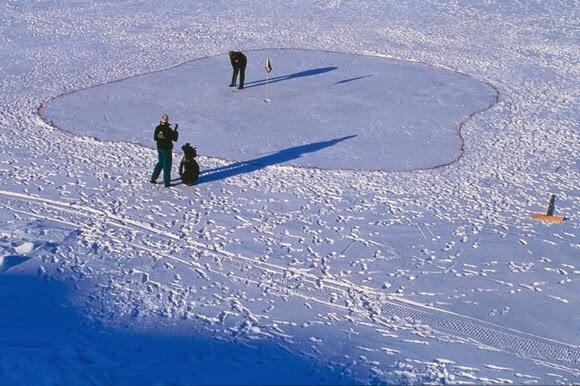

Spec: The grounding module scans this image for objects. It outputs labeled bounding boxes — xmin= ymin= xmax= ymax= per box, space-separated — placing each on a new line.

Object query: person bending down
xmin=228 ymin=50 xmax=247 ymax=90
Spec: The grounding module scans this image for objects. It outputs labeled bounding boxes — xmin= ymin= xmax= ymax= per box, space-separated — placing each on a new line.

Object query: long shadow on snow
xmin=198 ymin=135 xmax=356 ymax=184
xmin=334 ymin=74 xmax=374 ymax=84
xmin=244 ymin=66 xmax=338 ymax=89
xmin=0 ymin=274 xmax=356 ymax=385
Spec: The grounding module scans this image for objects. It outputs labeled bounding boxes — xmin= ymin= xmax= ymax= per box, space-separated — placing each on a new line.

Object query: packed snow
xmin=0 ymin=1 xmax=578 ymax=385
xmin=40 ymin=48 xmax=498 ymax=171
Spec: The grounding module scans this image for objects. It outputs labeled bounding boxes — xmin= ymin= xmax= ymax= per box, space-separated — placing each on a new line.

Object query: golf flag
xmin=265 ymin=58 xmax=272 ymax=73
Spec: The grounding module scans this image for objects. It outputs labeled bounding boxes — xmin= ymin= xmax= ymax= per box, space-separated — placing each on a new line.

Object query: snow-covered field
xmin=0 ymin=1 xmax=578 ymax=384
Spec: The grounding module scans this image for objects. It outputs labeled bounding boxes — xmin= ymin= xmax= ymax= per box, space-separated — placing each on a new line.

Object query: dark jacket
xmin=179 ymin=143 xmax=200 ymax=184
xmin=179 ymin=157 xmax=200 ymax=185
xmin=153 ymin=123 xmax=178 ymax=150
xmin=229 ymin=52 xmax=247 ymax=69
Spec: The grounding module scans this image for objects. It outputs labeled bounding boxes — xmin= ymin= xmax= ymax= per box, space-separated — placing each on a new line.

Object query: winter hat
xmin=182 ymin=143 xmax=197 ymax=158
xmin=160 ymin=114 xmax=169 ymax=123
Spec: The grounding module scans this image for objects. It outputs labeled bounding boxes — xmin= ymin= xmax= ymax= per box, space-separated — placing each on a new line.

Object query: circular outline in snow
xmin=38 ymin=49 xmax=499 ymax=172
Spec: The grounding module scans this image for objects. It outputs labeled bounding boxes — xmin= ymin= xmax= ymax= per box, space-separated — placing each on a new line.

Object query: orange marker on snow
xmin=531 ymin=194 xmax=566 ymax=223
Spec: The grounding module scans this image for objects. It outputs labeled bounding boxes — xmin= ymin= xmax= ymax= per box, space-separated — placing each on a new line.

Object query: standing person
xmin=150 ymin=114 xmax=179 ymax=187
xmin=228 ymin=50 xmax=247 ymax=90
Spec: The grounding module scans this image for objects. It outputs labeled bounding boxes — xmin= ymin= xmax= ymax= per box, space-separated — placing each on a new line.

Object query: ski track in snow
xmin=1 ymin=1 xmax=579 ymax=384
xmin=1 ymin=190 xmax=579 ymax=377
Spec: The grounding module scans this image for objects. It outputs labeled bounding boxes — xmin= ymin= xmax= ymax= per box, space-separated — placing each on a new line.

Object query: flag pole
xmin=264 ymin=57 xmax=272 ymax=103
xmin=265 ymin=71 xmax=270 ymax=102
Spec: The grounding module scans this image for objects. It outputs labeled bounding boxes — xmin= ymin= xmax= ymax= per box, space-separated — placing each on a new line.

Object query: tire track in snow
xmin=1 ymin=189 xmax=578 ymax=374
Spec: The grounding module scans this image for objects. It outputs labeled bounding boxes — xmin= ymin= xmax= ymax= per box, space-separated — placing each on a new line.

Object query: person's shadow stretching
xmin=197 ymin=135 xmax=356 ymax=184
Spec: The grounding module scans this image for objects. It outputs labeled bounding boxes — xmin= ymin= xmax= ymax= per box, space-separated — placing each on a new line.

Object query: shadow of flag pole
xmin=264 ymin=57 xmax=272 ymax=103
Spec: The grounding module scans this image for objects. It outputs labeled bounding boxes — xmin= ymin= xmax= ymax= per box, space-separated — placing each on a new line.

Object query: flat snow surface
xmin=0 ymin=1 xmax=578 ymax=385
xmin=41 ymin=49 xmax=497 ymax=171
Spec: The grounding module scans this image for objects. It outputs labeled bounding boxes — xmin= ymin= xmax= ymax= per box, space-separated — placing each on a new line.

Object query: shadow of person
xmin=198 ymin=135 xmax=356 ymax=184
xmin=244 ymin=66 xmax=338 ymax=89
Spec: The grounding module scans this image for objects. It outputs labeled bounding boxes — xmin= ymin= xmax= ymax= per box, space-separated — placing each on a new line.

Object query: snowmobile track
xmin=1 ymin=190 xmax=578 ymax=374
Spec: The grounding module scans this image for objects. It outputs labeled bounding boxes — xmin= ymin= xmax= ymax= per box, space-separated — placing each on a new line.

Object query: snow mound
xmin=41 ymin=49 xmax=497 ymax=171
xmin=0 ymin=255 xmax=31 ymax=273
